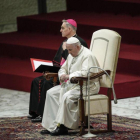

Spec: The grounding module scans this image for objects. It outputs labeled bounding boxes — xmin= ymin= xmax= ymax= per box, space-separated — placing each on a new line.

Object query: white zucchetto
xmin=66 ymin=37 xmax=79 ymax=44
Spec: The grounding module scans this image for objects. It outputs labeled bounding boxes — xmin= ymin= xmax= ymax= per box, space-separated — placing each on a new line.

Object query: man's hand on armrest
xmin=70 ymin=77 xmax=78 ymax=83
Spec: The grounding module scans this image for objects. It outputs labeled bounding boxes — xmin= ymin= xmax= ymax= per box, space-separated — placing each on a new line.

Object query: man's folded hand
xmin=60 ymin=74 xmax=69 ymax=82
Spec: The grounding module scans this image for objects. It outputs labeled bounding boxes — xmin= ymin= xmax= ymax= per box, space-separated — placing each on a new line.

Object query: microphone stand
xmin=82 ymin=66 xmax=117 ymax=138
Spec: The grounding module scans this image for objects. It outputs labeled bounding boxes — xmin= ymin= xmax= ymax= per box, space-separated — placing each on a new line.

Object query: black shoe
xmin=31 ymin=115 xmax=42 ymax=123
xmin=27 ymin=114 xmax=38 ymax=119
xmin=40 ymin=129 xmax=50 ymax=135
xmin=50 ymin=125 xmax=68 ymax=136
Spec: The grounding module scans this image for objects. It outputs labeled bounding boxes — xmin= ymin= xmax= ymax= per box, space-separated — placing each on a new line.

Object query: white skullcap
xmin=66 ymin=37 xmax=79 ymax=44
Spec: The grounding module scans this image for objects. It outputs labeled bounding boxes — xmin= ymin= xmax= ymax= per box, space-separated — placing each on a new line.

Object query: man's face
xmin=60 ymin=22 xmax=71 ymax=38
xmin=66 ymin=44 xmax=80 ymax=57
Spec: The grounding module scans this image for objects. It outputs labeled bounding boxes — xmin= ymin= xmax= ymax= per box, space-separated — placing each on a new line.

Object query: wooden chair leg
xmin=79 ymin=80 xmax=86 ymax=136
xmin=84 ymin=116 xmax=88 ymax=127
xmin=79 ymin=98 xmax=85 ymax=136
xmin=107 ymin=88 xmax=112 ymax=131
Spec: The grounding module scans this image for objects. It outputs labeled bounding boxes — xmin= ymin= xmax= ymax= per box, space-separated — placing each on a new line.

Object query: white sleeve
xmin=58 ymin=57 xmax=68 ymax=82
xmin=69 ymin=55 xmax=98 ymax=80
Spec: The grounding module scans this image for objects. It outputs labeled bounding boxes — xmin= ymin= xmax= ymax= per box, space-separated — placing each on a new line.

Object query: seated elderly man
xmin=40 ymin=37 xmax=100 ymax=136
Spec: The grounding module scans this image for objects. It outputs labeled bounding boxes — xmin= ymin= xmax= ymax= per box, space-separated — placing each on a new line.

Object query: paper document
xmin=30 ymin=58 xmax=60 ymax=73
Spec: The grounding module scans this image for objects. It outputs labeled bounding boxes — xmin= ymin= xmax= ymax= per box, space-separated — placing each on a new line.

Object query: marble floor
xmin=0 ymin=88 xmax=140 ymax=120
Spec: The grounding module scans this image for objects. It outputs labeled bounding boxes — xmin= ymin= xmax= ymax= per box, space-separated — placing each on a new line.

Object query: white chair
xmin=75 ymin=29 xmax=121 ymax=135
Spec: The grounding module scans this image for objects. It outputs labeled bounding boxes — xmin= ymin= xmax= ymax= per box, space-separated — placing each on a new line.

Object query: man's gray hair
xmin=62 ymin=20 xmax=77 ymax=31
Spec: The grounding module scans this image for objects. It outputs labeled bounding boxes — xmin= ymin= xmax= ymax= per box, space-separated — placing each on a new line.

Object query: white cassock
xmin=42 ymin=46 xmax=100 ymax=132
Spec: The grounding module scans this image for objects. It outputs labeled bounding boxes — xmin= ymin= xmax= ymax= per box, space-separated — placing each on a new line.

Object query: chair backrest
xmin=90 ymin=29 xmax=121 ymax=88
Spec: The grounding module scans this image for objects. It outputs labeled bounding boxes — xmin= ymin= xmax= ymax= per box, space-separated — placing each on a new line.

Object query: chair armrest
xmin=45 ymin=73 xmax=58 ymax=86
xmin=45 ymin=73 xmax=58 ymax=77
xmin=71 ymin=70 xmax=110 ymax=83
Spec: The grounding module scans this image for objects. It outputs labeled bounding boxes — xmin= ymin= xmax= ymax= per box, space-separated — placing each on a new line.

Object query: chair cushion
xmin=84 ymin=94 xmax=109 ymax=115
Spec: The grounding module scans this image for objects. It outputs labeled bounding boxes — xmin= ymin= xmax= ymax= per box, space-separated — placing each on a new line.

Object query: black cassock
xmin=29 ymin=35 xmax=88 ymax=116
